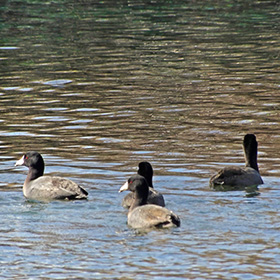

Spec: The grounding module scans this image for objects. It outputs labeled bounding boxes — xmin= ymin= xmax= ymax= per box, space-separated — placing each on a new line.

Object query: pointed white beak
xmin=119 ymin=181 xmax=129 ymax=193
xmin=15 ymin=155 xmax=25 ymax=166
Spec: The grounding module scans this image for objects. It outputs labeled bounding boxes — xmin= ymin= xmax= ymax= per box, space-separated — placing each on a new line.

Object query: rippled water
xmin=1 ymin=0 xmax=280 ymax=279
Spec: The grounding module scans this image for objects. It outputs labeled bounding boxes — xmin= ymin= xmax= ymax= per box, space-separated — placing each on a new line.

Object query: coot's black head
xmin=119 ymin=174 xmax=149 ymax=202
xmin=138 ymin=161 xmax=153 ymax=188
xmin=243 ymin=134 xmax=259 ymax=172
xmin=15 ymin=151 xmax=45 ymax=176
xmin=243 ymin=134 xmax=257 ymax=148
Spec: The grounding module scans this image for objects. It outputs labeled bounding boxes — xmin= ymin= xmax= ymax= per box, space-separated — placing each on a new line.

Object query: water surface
xmin=1 ymin=1 xmax=280 ymax=279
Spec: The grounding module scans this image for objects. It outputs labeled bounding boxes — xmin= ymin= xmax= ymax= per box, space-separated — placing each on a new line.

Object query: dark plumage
xmin=15 ymin=151 xmax=88 ymax=201
xmin=119 ymin=175 xmax=180 ymax=229
xmin=121 ymin=162 xmax=165 ymax=208
xmin=210 ymin=134 xmax=263 ymax=190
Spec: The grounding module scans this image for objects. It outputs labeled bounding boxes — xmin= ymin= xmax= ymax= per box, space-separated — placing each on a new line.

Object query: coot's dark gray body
xmin=210 ymin=134 xmax=263 ymax=190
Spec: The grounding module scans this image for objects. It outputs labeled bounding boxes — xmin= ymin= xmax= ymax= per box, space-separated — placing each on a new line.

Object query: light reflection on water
xmin=1 ymin=0 xmax=280 ymax=279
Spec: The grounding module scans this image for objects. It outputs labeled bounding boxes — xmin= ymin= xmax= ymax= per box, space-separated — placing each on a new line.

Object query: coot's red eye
xmin=25 ymin=156 xmax=28 ymax=160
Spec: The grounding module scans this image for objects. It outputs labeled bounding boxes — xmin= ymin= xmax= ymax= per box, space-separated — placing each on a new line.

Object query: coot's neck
xmin=27 ymin=166 xmax=44 ymax=182
xmin=138 ymin=166 xmax=153 ymax=188
xmin=129 ymin=184 xmax=149 ymax=212
xmin=129 ymin=196 xmax=146 ymax=212
xmin=244 ymin=139 xmax=259 ymax=172
xmin=145 ymin=176 xmax=153 ymax=188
